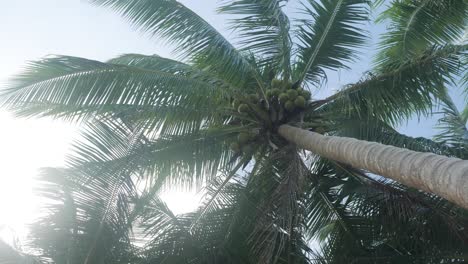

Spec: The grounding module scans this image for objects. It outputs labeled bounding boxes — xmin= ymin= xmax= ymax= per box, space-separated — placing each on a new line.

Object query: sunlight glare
xmin=0 ymin=112 xmax=76 ymax=243
xmin=161 ymin=190 xmax=202 ymax=215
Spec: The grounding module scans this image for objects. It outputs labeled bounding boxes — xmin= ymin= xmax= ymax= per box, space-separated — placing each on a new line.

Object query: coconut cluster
xmin=231 ymin=79 xmax=311 ymax=116
xmin=228 ymin=79 xmax=312 ymax=154
xmin=229 ymin=131 xmax=257 ymax=154
xmin=267 ymin=79 xmax=311 ymax=112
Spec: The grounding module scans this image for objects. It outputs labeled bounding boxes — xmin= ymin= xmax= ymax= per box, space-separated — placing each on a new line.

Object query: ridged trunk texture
xmin=278 ymin=124 xmax=468 ymax=208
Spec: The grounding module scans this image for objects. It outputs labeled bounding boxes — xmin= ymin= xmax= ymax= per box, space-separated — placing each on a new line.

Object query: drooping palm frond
xmin=376 ymin=0 xmax=467 ymax=67
xmin=133 ymin=196 xmax=208 ymax=264
xmin=295 ymin=0 xmax=370 ymax=85
xmin=306 ymin=159 xmax=468 ymax=264
xmin=29 ymin=167 xmax=139 ymax=264
xmin=218 ymin=0 xmax=292 ymax=79
xmin=247 ymin=147 xmax=308 ymax=263
xmin=434 ymin=92 xmax=468 ymax=149
xmin=28 ymin=118 xmax=148 ymax=263
xmin=135 ymin=163 xmax=312 ymax=264
xmin=89 ymin=0 xmax=264 ymax=89
xmin=322 ymin=44 xmax=467 ymax=125
xmin=0 ymin=56 xmax=225 ymax=128
xmin=68 ymin=117 xmax=244 ymax=192
xmin=462 ymin=104 xmax=468 ymax=124
xmin=108 ymin=53 xmax=236 ymax=90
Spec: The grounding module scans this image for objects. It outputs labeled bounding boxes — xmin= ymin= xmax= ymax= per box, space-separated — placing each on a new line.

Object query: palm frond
xmin=30 ymin=167 xmax=138 ymax=264
xmin=306 ymin=159 xmax=468 ymax=263
xmin=1 ymin=56 xmax=224 ymax=125
xmin=376 ymin=0 xmax=467 ymax=67
xmin=90 ymin=0 xmax=262 ymax=88
xmin=322 ymin=44 xmax=467 ymax=125
xmin=295 ymin=0 xmax=370 ymax=85
xmin=434 ymin=91 xmax=468 ymax=149
xmin=108 ymin=53 xmax=236 ymax=90
xmin=218 ymin=0 xmax=292 ymax=79
xmin=134 ymin=196 xmax=205 ymax=263
xmin=68 ymin=118 xmax=242 ymax=191
xmin=247 ymin=147 xmax=308 ymax=263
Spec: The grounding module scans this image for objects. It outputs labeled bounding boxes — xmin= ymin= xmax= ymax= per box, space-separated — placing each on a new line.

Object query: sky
xmin=0 ymin=0 xmax=465 ymax=246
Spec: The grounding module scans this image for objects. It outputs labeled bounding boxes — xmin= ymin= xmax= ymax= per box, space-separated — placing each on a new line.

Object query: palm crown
xmin=1 ymin=0 xmax=467 ymax=263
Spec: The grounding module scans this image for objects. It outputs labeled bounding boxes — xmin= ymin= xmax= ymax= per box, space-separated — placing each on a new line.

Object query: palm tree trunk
xmin=278 ymin=125 xmax=468 ymax=209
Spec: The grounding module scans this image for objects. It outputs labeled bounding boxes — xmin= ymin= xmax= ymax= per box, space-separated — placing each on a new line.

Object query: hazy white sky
xmin=0 ymin=0 xmax=465 ymax=244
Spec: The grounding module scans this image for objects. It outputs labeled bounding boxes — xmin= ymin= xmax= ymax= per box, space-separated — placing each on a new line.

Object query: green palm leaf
xmin=323 ymin=44 xmax=467 ymax=125
xmin=90 ymin=0 xmax=262 ymax=88
xmin=30 ymin=167 xmax=138 ymax=264
xmin=1 ymin=56 xmax=223 ymax=125
xmin=434 ymin=92 xmax=468 ymax=148
xmin=307 ymin=159 xmax=468 ymax=263
xmin=376 ymin=0 xmax=467 ymax=67
xmin=295 ymin=0 xmax=370 ymax=85
xmin=108 ymin=53 xmax=236 ymax=90
xmin=218 ymin=0 xmax=292 ymax=79
xmin=69 ymin=118 xmax=242 ymax=191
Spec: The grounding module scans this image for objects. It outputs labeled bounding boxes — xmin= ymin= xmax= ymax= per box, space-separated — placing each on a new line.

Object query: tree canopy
xmin=1 ymin=0 xmax=467 ymax=263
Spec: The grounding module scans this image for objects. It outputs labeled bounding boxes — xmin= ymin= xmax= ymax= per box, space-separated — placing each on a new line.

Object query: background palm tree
xmin=0 ymin=0 xmax=467 ymax=263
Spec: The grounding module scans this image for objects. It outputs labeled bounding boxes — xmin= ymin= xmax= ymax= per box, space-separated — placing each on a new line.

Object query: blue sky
xmin=0 ymin=0 xmax=465 ymax=244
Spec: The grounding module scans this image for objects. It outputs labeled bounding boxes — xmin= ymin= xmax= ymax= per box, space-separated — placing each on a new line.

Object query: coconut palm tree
xmin=1 ymin=0 xmax=467 ymax=263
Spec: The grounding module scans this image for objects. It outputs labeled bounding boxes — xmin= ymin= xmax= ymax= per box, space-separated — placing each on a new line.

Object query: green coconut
xmin=271 ymin=79 xmax=282 ymax=88
xmin=294 ymin=96 xmax=306 ymax=108
xmin=238 ymin=132 xmax=250 ymax=144
xmin=284 ymin=82 xmax=292 ymax=90
xmin=287 ymin=89 xmax=298 ymax=99
xmin=266 ymin=90 xmax=273 ymax=98
xmin=299 ymin=89 xmax=311 ymax=100
xmin=238 ymin=103 xmax=249 ymax=113
xmin=271 ymin=88 xmax=281 ymax=97
xmin=230 ymin=142 xmax=241 ymax=152
xmin=278 ymin=93 xmax=289 ymax=103
xmin=284 ymin=100 xmax=295 ymax=112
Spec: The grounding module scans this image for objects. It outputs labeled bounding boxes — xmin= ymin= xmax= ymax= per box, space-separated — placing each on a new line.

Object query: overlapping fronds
xmin=90 ymin=0 xmax=261 ymax=87
xmin=69 ymin=118 xmax=240 ymax=191
xmin=246 ymin=148 xmax=304 ymax=263
xmin=218 ymin=0 xmax=292 ymax=78
xmin=295 ymin=0 xmax=370 ymax=85
xmin=0 ymin=56 xmax=225 ymax=128
xmin=376 ymin=0 xmax=467 ymax=67
xmin=108 ymin=53 xmax=236 ymax=90
xmin=2 ymin=0 xmax=468 ymax=263
xmin=30 ymin=166 xmax=138 ymax=264
xmin=323 ymin=44 xmax=467 ymax=125
xmin=306 ymin=159 xmax=468 ymax=264
xmin=434 ymin=92 xmax=468 ymax=149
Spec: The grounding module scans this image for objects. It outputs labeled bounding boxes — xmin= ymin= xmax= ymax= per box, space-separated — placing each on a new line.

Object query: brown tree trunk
xmin=278 ymin=124 xmax=468 ymax=208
